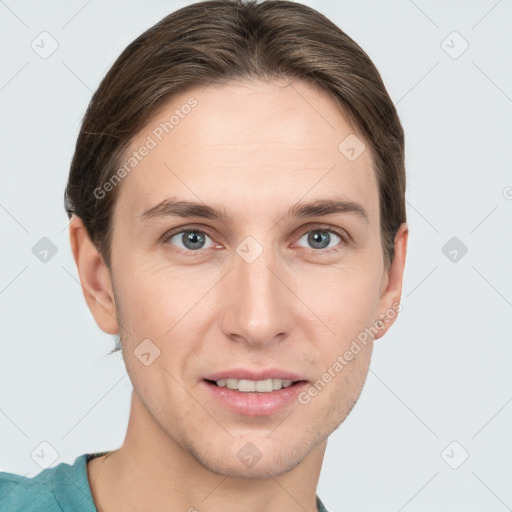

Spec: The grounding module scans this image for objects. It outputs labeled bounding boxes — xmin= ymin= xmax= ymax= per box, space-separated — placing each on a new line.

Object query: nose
xmin=219 ymin=242 xmax=294 ymax=347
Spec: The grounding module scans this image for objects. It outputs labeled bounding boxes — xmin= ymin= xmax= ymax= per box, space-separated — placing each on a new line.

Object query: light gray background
xmin=1 ymin=1 xmax=511 ymax=511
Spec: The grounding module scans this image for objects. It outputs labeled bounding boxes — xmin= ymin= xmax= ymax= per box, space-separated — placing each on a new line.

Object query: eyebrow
xmin=138 ymin=196 xmax=368 ymax=223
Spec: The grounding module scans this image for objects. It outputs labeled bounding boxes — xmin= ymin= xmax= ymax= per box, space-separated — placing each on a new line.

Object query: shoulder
xmin=0 ymin=470 xmax=58 ymax=512
xmin=0 ymin=453 xmax=101 ymax=512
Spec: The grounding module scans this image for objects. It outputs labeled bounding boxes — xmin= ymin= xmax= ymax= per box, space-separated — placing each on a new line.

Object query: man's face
xmin=107 ymin=78 xmax=398 ymax=477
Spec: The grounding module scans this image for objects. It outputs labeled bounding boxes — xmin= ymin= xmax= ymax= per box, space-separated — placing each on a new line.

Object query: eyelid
xmin=160 ymin=224 xmax=217 ymax=242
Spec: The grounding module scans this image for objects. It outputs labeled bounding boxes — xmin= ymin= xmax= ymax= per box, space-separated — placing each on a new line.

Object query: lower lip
xmin=202 ymin=380 xmax=308 ymax=416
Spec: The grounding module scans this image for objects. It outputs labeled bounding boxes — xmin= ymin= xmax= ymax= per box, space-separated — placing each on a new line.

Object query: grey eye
xmin=297 ymin=230 xmax=341 ymax=250
xmin=168 ymin=230 xmax=214 ymax=251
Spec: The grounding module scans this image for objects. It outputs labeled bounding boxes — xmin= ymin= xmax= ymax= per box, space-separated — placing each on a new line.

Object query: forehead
xmin=114 ymin=78 xmax=378 ymax=224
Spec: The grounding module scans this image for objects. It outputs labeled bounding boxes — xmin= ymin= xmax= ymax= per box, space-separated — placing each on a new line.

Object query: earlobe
xmin=374 ymin=223 xmax=408 ymax=340
xmin=69 ymin=215 xmax=119 ymax=335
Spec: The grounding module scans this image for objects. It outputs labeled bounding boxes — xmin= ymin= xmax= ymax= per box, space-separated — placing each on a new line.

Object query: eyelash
xmin=161 ymin=224 xmax=350 ymax=257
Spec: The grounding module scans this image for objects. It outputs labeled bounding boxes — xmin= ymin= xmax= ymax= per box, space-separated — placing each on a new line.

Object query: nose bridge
xmin=222 ymin=238 xmax=292 ymax=344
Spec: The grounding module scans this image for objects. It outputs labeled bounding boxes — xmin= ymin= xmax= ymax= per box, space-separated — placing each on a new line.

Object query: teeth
xmin=255 ymin=379 xmax=273 ymax=392
xmin=215 ymin=378 xmax=294 ymax=392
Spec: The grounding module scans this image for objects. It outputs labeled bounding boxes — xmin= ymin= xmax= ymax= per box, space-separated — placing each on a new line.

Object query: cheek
xmin=112 ymin=259 xmax=222 ymax=377
xmin=330 ymin=347 xmax=372 ymax=413
xmin=114 ymin=257 xmax=203 ymax=331
xmin=307 ymin=266 xmax=383 ymax=343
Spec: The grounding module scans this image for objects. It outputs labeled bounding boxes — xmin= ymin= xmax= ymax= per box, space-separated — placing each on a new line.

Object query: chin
xmin=185 ymin=431 xmax=324 ymax=480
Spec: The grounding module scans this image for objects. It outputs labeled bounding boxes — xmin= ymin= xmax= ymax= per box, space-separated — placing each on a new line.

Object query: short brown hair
xmin=64 ymin=0 xmax=405 ymax=269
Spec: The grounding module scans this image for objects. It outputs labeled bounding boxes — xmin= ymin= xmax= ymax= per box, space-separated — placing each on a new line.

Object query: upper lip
xmin=204 ymin=368 xmax=306 ymax=382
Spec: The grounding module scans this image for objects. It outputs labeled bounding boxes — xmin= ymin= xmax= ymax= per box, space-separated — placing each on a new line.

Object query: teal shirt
xmin=0 ymin=453 xmax=330 ymax=511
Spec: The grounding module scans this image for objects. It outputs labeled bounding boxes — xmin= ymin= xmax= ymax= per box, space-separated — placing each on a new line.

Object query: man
xmin=0 ymin=0 xmax=407 ymax=510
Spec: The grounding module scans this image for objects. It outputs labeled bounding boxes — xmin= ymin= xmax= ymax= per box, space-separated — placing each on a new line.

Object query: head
xmin=66 ymin=0 xmax=407 ymax=478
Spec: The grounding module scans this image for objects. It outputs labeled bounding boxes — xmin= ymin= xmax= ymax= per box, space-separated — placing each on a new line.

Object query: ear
xmin=68 ymin=215 xmax=119 ymax=335
xmin=374 ymin=223 xmax=408 ymax=340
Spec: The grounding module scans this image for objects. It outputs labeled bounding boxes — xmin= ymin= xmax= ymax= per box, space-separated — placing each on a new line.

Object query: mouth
xmin=201 ymin=372 xmax=309 ymax=416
